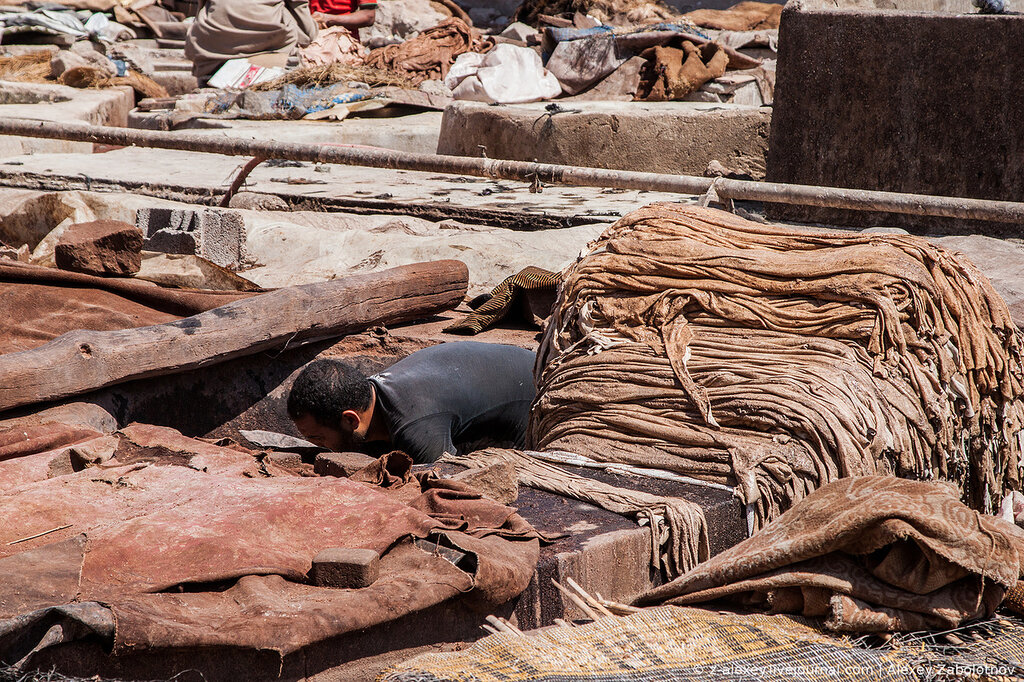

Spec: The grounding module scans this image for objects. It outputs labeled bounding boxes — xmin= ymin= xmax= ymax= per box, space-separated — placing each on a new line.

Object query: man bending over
xmin=287 ymin=341 xmax=536 ymax=463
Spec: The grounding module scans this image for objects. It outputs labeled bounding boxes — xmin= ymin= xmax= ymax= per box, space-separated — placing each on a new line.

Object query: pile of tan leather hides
xmin=529 ymin=204 xmax=1024 ymax=529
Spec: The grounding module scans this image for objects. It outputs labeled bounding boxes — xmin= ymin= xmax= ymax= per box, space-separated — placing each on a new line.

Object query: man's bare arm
xmin=313 ymin=8 xmax=376 ymax=29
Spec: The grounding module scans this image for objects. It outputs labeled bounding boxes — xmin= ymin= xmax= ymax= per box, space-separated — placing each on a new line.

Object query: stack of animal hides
xmin=529 ymin=204 xmax=1024 ymax=528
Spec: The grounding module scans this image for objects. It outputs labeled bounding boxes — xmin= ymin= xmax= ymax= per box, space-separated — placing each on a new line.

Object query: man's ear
xmin=341 ymin=409 xmax=362 ymax=431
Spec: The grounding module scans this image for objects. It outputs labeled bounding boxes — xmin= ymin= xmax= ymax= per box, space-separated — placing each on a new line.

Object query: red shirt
xmin=308 ymin=0 xmax=374 ymax=14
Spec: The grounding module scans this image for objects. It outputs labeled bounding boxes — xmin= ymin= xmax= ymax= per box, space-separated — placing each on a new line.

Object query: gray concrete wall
xmin=765 ymin=2 xmax=1024 ymax=233
xmin=790 ymin=0 xmax=983 ymax=13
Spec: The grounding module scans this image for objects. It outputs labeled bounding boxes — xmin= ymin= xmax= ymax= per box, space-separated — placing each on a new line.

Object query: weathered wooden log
xmin=0 ymin=260 xmax=468 ymax=413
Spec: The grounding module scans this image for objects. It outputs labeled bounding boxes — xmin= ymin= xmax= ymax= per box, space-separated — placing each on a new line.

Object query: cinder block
xmin=198 ymin=210 xmax=245 ymax=269
xmin=136 ymin=207 xmax=191 ymax=237
xmin=310 ymin=548 xmax=380 ymax=588
xmin=136 ymin=207 xmax=245 ymax=268
xmin=145 ymin=229 xmax=198 ymax=255
xmin=314 ymin=452 xmax=377 ymax=477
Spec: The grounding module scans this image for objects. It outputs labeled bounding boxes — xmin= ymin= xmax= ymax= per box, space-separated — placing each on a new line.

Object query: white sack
xmin=445 ymin=43 xmax=561 ymax=104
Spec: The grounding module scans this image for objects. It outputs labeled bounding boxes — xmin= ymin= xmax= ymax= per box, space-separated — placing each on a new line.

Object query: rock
xmin=50 ymin=46 xmax=116 ymax=79
xmin=704 ymin=159 xmax=728 ymax=177
xmin=54 ymin=220 xmax=144 ymax=276
xmin=70 ymin=40 xmax=105 ymax=57
xmin=266 ymin=451 xmax=304 ymax=469
xmin=703 ymin=158 xmax=754 ymax=180
xmin=228 ymin=192 xmax=289 ymax=211
xmin=48 ymin=433 xmax=119 ymax=478
xmin=359 ymin=0 xmax=449 ymax=48
xmin=500 ymin=21 xmax=539 ymax=42
xmin=418 ymin=79 xmax=453 ymax=97
xmin=149 ymin=71 xmax=199 ymax=97
xmin=137 ymin=252 xmax=260 ymax=292
xmin=31 ymin=218 xmax=76 ymax=267
xmin=451 ymin=461 xmax=519 ymax=504
xmin=50 ymin=51 xmax=91 ymax=79
xmin=68 ymin=434 xmax=120 ymax=468
xmin=314 ymin=451 xmax=378 ymax=477
xmin=0 ymin=243 xmax=29 ymax=262
xmin=310 ymin=548 xmax=380 ymax=588
xmin=240 ymin=429 xmax=317 ymax=450
xmin=107 ymin=43 xmax=155 ymax=75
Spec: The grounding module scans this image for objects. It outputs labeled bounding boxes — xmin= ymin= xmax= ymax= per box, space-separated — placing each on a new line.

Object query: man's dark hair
xmin=287 ymin=359 xmax=373 ymax=426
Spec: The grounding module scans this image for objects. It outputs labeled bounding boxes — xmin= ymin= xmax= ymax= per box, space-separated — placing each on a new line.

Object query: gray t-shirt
xmin=368 ymin=341 xmax=536 ymax=463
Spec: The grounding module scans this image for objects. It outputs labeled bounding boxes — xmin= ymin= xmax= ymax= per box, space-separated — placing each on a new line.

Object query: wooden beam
xmin=0 ymin=260 xmax=468 ymax=413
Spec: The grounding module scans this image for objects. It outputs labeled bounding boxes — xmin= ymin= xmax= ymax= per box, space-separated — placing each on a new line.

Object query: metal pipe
xmin=0 ymin=117 xmax=1021 ymax=223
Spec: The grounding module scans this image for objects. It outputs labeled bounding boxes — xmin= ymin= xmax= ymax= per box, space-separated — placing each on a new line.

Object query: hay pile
xmin=0 ymin=50 xmax=168 ymax=98
xmin=0 ymin=51 xmax=51 ymax=83
xmin=58 ymin=66 xmax=168 ymax=98
xmin=529 ymin=204 xmax=1024 ymax=527
xmin=252 ymin=62 xmax=417 ymax=91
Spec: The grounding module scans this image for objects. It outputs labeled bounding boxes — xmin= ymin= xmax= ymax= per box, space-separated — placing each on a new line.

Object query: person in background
xmin=287 ymin=342 xmax=536 ymax=464
xmin=185 ymin=0 xmax=318 ymax=82
xmin=308 ymin=0 xmax=377 ymax=30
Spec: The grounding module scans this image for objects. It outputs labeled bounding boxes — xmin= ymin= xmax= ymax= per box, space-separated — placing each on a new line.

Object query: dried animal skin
xmin=516 ymin=0 xmax=678 ymax=27
xmin=529 ymin=204 xmax=1024 ymax=529
xmin=364 ymin=18 xmax=488 ymax=84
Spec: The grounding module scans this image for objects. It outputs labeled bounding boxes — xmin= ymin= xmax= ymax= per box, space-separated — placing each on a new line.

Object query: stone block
xmin=0 ymin=244 xmax=30 ymax=262
xmin=50 ymin=50 xmax=91 ymax=79
xmin=0 ymin=82 xmax=71 ymax=105
xmin=136 ymin=207 xmax=245 ymax=268
xmin=228 ymin=192 xmax=288 ymax=211
xmin=266 ymin=451 xmax=304 ymax=469
xmin=149 ymin=70 xmax=199 ymax=96
xmin=70 ymin=41 xmax=105 ymax=57
xmin=54 ymin=220 xmax=143 ymax=276
xmin=500 ymin=21 xmax=539 ymax=42
xmin=107 ymin=43 xmax=155 ymax=75
xmin=438 ymin=101 xmax=771 ymax=179
xmin=766 ymin=3 xmax=1024 ymax=234
xmin=450 ymin=461 xmax=519 ymax=504
xmin=310 ymin=548 xmax=380 ymax=588
xmin=314 ymin=452 xmax=378 ymax=477
xmin=50 ymin=46 xmax=116 ymax=79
